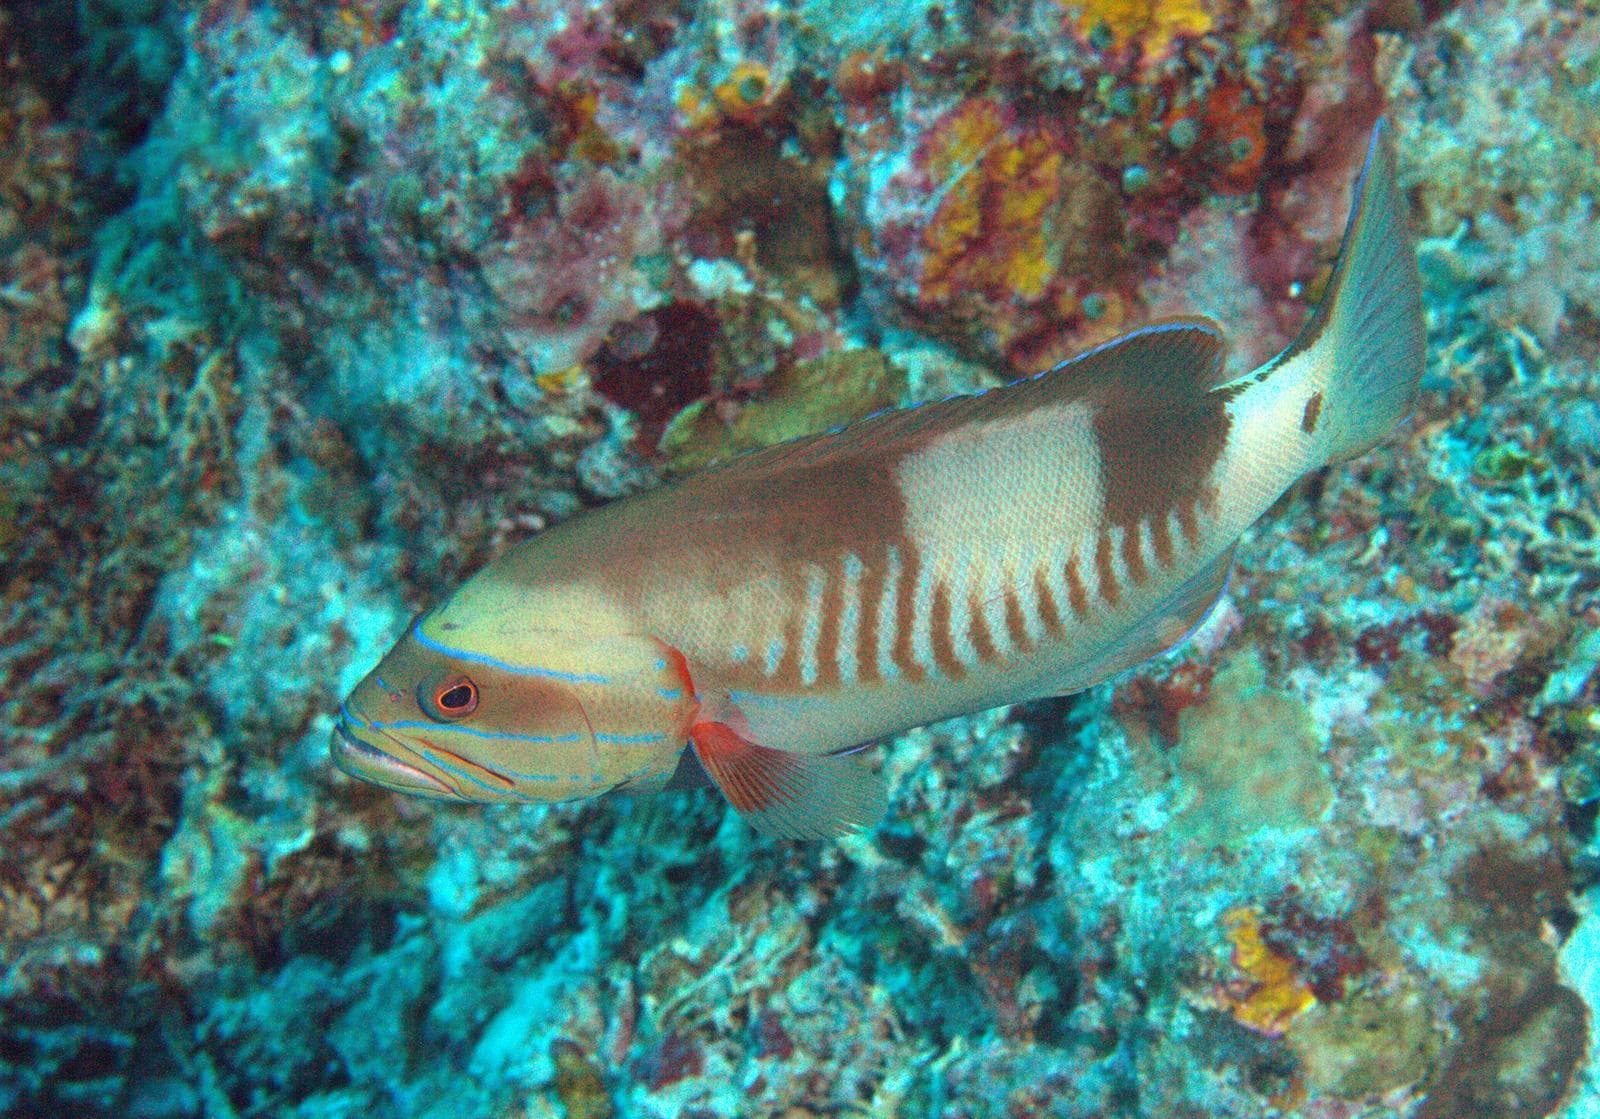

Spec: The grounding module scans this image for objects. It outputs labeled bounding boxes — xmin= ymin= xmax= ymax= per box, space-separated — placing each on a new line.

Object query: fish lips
xmin=332 ymin=718 xmax=456 ymax=798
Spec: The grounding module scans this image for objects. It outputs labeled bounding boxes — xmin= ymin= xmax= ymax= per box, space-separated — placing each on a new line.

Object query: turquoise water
xmin=2 ymin=1 xmax=1597 ymax=1116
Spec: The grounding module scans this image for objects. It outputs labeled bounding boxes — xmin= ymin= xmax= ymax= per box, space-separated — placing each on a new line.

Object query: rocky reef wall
xmin=2 ymin=0 xmax=1599 ymax=1116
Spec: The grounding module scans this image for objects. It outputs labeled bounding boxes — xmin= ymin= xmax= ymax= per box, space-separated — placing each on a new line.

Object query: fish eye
xmin=419 ymin=675 xmax=479 ymax=720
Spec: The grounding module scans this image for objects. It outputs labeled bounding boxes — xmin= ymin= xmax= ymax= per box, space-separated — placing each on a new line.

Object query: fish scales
xmin=333 ymin=120 xmax=1426 ymax=839
xmin=727 ymin=392 xmax=1182 ymax=749
xmin=540 ymin=388 xmax=1128 ymax=754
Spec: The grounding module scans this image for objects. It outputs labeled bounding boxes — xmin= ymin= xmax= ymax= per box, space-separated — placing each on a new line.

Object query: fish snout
xmin=331 ymin=714 xmax=456 ymax=798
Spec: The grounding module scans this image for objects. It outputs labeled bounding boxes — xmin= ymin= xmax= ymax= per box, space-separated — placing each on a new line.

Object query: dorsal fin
xmin=549 ymin=320 xmax=1237 ymax=577
xmin=677 ymin=318 xmax=1231 ymax=487
xmin=1031 ymin=316 xmax=1230 ymax=405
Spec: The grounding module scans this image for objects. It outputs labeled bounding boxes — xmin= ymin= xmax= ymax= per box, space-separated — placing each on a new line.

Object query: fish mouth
xmin=332 ymin=717 xmax=456 ymax=798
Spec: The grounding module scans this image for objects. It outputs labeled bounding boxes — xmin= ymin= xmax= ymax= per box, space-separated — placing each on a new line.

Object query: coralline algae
xmin=2 ymin=0 xmax=1599 ymax=1116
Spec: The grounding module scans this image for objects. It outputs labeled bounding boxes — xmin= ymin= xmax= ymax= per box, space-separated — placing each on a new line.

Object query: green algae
xmin=1290 ymin=980 xmax=1443 ymax=1100
xmin=660 ymin=349 xmax=905 ymax=472
xmin=7 ymin=0 xmax=1600 ymax=1115
xmin=1170 ymin=650 xmax=1333 ymax=848
xmin=551 ymin=1038 xmax=612 ymax=1119
xmin=1472 ymin=442 xmax=1546 ymax=485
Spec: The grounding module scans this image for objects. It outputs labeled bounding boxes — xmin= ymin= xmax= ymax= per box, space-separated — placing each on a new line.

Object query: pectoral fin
xmin=689 ymin=719 xmax=887 ymax=839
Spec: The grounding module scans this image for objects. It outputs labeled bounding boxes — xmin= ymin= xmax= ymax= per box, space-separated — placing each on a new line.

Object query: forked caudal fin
xmin=1276 ymin=117 xmax=1427 ymax=463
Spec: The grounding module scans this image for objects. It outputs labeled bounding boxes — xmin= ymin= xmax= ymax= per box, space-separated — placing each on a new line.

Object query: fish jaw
xmin=331 ymin=716 xmax=458 ymax=799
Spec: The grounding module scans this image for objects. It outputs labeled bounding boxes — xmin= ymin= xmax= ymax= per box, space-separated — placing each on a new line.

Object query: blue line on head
xmin=656 ymin=687 xmax=683 ymax=701
xmin=482 ymin=763 xmax=565 ymax=783
xmin=411 ymin=623 xmax=613 ymax=684
xmin=418 ymin=748 xmax=534 ymax=797
xmin=594 ymin=732 xmax=668 ymax=745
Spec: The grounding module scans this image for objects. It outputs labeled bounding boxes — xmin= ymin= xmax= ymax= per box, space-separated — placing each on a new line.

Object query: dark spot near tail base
xmin=1302 ymin=391 xmax=1324 ymax=434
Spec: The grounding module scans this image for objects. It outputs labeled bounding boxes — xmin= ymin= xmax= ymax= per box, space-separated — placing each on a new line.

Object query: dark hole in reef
xmin=0 ymin=1028 xmax=37 ymax=1065
xmin=1549 ymin=904 xmax=1579 ymax=943
xmin=282 ymin=894 xmax=406 ymax=967
xmin=1563 ymin=798 xmax=1598 ymax=842
xmin=681 ymin=121 xmax=856 ymax=308
xmin=29 ymin=358 xmax=76 ymax=394
xmin=54 ymin=1033 xmax=131 ymax=1083
xmin=599 ymin=0 xmax=691 ymax=77
xmin=662 ymin=856 xmax=710 ymax=887
xmin=7 ymin=1 xmax=181 ymax=209
xmin=5 ymin=4 xmax=84 ymax=112
xmin=875 ymin=825 xmax=929 ymax=865
xmin=592 ymin=302 xmax=722 ymax=449
xmin=1244 ymin=1045 xmax=1301 ymax=1100
xmin=1018 ymin=933 xmax=1080 ymax=1049
xmin=1416 ymin=0 xmax=1465 ymax=24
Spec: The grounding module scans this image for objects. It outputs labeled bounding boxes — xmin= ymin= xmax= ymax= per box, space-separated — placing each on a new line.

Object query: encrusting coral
xmin=3 ymin=0 xmax=1600 ymax=1117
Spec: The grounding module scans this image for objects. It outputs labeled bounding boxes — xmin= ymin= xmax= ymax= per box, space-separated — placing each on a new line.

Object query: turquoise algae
xmin=1 ymin=1 xmax=1598 ymax=1117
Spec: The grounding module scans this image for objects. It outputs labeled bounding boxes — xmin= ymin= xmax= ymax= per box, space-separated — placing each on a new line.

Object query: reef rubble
xmin=2 ymin=1 xmax=1599 ymax=1116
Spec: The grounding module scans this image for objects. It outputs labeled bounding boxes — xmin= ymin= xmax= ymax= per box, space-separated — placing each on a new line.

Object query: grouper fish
xmin=333 ymin=120 xmax=1425 ymax=838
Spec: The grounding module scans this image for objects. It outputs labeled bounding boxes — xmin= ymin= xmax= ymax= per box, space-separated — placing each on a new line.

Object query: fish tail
xmin=1286 ymin=118 xmax=1427 ymax=465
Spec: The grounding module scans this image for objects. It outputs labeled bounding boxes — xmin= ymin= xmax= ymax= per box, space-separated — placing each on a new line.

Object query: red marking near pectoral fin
xmin=690 ymin=722 xmax=801 ymax=815
xmin=689 ymin=718 xmax=888 ymax=839
xmin=653 ymin=637 xmax=715 ymax=744
xmin=656 ymin=639 xmax=698 ymax=701
xmin=657 ymin=636 xmax=886 ymax=838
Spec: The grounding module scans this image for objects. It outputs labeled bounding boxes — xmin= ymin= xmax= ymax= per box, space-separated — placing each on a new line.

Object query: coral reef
xmin=3 ymin=0 xmax=1599 ymax=1117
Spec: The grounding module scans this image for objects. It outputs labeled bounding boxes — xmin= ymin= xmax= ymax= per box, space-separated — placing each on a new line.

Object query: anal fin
xmin=690 ymin=721 xmax=887 ymax=840
xmin=1053 ymin=545 xmax=1236 ymax=695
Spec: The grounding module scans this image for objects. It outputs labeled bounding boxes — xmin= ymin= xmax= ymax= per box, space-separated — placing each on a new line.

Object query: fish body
xmin=334 ymin=120 xmax=1425 ymax=838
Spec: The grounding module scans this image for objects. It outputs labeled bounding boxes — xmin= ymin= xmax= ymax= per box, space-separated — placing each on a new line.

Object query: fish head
xmin=333 ymin=602 xmax=693 ymax=804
